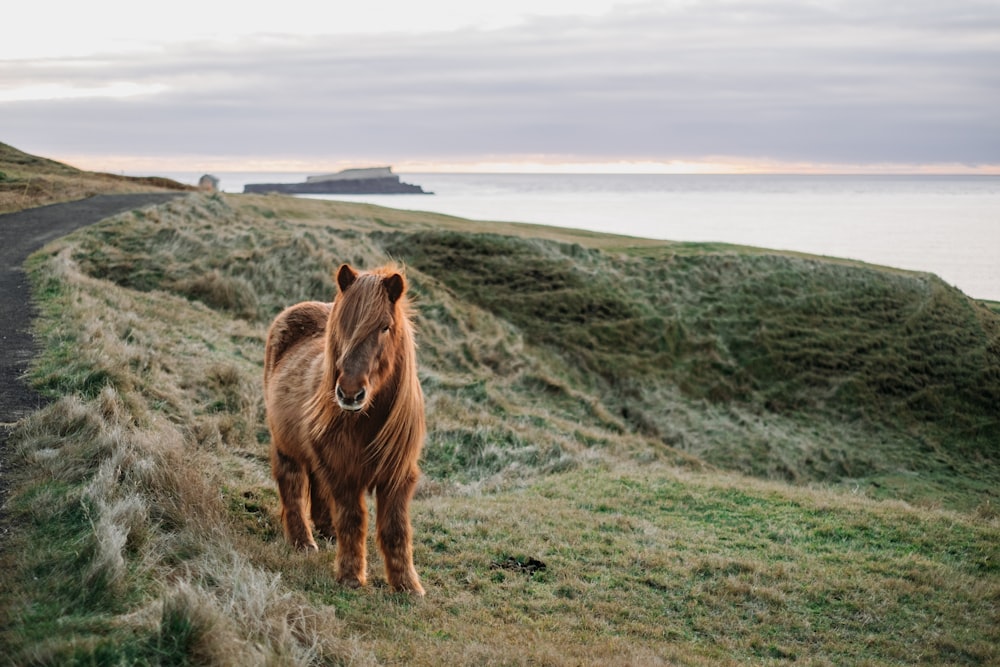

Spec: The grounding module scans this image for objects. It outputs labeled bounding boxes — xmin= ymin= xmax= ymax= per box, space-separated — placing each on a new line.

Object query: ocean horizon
xmin=157 ymin=172 xmax=1000 ymax=302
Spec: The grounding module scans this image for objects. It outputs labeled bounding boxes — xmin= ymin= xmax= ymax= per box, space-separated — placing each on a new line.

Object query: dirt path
xmin=0 ymin=193 xmax=186 ymax=514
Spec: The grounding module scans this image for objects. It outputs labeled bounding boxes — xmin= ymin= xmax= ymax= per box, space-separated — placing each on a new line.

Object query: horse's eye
xmin=381 ymin=325 xmax=391 ymax=334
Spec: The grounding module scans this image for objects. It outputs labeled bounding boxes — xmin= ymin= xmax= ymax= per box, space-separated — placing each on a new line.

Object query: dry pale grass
xmin=9 ymin=379 xmax=362 ymax=663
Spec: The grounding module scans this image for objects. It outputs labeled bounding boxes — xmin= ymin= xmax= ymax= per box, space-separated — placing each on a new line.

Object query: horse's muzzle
xmin=335 ymin=383 xmax=367 ymax=412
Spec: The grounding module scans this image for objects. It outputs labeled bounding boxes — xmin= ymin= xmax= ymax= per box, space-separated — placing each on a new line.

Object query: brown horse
xmin=264 ymin=263 xmax=426 ymax=594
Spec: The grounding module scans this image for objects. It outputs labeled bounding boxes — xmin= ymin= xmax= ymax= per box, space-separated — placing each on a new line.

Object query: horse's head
xmin=329 ymin=263 xmax=407 ymax=413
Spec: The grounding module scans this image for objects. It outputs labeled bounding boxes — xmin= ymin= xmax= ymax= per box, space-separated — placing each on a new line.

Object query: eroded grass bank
xmin=2 ymin=193 xmax=998 ymax=665
xmin=0 ymin=141 xmax=192 ymax=213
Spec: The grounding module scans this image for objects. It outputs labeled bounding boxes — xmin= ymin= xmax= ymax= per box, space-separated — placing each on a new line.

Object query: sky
xmin=3 ymin=0 xmax=1000 ymax=174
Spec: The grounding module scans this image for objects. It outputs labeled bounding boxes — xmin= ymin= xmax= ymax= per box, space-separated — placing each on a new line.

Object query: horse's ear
xmin=383 ymin=273 xmax=405 ymax=304
xmin=337 ymin=264 xmax=358 ymax=293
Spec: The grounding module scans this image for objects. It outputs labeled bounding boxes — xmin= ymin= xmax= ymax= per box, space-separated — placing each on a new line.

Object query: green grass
xmin=230 ymin=465 xmax=999 ymax=665
xmin=2 ymin=192 xmax=998 ymax=665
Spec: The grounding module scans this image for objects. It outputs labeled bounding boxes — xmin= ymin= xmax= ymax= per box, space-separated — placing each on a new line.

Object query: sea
xmin=161 ymin=172 xmax=1000 ymax=302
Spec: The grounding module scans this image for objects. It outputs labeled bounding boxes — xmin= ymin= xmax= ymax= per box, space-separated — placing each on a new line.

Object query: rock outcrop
xmin=244 ymin=167 xmax=430 ymax=194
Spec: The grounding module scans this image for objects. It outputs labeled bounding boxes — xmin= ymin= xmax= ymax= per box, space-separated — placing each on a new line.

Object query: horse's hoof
xmin=338 ymin=575 xmax=364 ymax=589
xmin=391 ymin=578 xmax=425 ymax=596
xmin=404 ymin=584 xmax=426 ymax=597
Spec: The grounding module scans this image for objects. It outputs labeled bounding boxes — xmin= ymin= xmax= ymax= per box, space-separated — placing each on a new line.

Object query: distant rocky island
xmin=243 ymin=167 xmax=431 ymax=195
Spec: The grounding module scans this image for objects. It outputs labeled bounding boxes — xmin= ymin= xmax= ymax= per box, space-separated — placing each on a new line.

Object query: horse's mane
xmin=366 ymin=309 xmax=424 ymax=493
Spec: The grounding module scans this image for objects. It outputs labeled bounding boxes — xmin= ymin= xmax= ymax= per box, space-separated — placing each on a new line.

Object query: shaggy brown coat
xmin=264 ymin=263 xmax=425 ymax=594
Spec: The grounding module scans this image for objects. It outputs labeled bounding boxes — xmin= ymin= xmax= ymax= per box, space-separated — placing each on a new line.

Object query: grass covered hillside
xmin=384 ymin=231 xmax=999 ymax=491
xmin=2 ymin=192 xmax=998 ymax=665
xmin=0 ymin=142 xmax=193 ymax=213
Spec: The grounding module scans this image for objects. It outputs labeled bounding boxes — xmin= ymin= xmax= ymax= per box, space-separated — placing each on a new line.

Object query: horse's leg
xmin=308 ymin=469 xmax=336 ymax=541
xmin=331 ymin=485 xmax=368 ymax=588
xmin=272 ymin=450 xmax=317 ymax=551
xmin=376 ymin=472 xmax=424 ymax=595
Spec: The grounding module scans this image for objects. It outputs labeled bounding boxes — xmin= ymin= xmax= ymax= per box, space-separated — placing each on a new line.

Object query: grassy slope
xmin=0 ymin=141 xmax=194 ymax=213
xmin=1 ymin=191 xmax=997 ymax=665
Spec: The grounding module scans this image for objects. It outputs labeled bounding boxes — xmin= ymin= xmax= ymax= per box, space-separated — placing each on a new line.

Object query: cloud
xmin=3 ymin=0 xmax=999 ymax=167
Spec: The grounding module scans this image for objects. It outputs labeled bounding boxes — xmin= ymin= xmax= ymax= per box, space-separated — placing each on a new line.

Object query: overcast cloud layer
xmin=4 ymin=0 xmax=999 ymax=170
